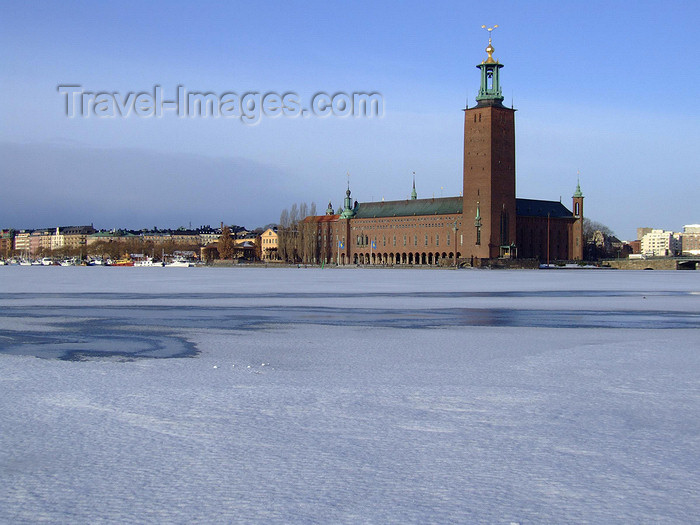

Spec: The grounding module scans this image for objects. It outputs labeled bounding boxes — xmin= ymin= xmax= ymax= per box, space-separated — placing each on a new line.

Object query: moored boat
xmin=165 ymin=255 xmax=193 ymax=267
xmin=134 ymin=256 xmax=163 ymax=267
xmin=112 ymin=254 xmax=134 ymax=267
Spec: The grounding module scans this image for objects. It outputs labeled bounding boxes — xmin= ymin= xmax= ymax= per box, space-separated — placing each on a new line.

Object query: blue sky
xmin=1 ymin=0 xmax=698 ymax=239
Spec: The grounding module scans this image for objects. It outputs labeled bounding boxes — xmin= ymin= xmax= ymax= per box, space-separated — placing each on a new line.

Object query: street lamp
xmin=453 ymin=221 xmax=458 ymax=267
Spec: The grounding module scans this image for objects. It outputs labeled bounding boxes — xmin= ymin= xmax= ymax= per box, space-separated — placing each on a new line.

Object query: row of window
xmin=352 ymin=218 xmax=461 ymax=230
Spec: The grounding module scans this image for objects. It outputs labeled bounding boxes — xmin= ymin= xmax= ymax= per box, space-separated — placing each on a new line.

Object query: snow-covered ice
xmin=1 ymin=267 xmax=699 ymax=523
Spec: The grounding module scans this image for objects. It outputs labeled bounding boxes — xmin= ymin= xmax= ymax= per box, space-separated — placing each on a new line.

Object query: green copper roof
xmin=321 ymin=195 xmax=574 ymax=221
xmin=573 ymin=180 xmax=583 ymax=198
xmin=354 ymin=197 xmax=462 ymax=218
xmin=339 ymin=187 xmax=355 ymax=218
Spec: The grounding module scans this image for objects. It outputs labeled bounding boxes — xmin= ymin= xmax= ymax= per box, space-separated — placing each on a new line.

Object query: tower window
xmin=476 ymin=227 xmax=481 ymax=245
xmin=500 ymin=210 xmax=509 ymax=245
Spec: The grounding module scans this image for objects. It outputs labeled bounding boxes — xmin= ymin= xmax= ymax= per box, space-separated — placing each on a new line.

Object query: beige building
xmin=641 ymin=229 xmax=682 ymax=257
xmin=62 ymin=226 xmax=96 ymax=250
xmin=199 ymin=232 xmax=221 ymax=245
xmin=13 ymin=231 xmax=31 ymax=255
xmin=260 ymin=228 xmax=278 ymax=260
xmin=49 ymin=227 xmax=64 ymax=251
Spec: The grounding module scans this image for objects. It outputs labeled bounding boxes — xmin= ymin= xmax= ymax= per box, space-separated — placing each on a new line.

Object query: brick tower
xmin=571 ymin=178 xmax=584 ymax=260
xmin=462 ymin=27 xmax=517 ymax=260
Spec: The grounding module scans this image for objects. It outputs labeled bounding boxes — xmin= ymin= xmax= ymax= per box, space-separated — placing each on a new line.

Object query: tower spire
xmin=340 ymin=171 xmax=355 ymax=219
xmin=481 ymin=24 xmax=499 ymax=64
xmin=411 ymin=171 xmax=417 ymax=200
xmin=475 ymin=24 xmax=504 ymax=107
xmin=573 ymin=170 xmax=584 ymax=198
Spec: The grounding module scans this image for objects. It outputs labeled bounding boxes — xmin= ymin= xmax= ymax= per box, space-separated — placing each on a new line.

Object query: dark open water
xmin=1 ymin=290 xmax=698 ymax=360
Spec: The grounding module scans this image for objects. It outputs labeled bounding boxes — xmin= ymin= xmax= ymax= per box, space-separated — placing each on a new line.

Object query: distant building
xmin=682 ymin=224 xmax=700 ymax=256
xmin=35 ymin=229 xmax=53 ymax=252
xmin=50 ymin=227 xmax=64 ymax=251
xmin=199 ymin=231 xmax=221 ymax=245
xmin=62 ymin=225 xmax=96 ymax=250
xmin=13 ymin=230 xmax=31 ymax=255
xmin=0 ymin=229 xmax=13 ymax=257
xmin=260 ymin=228 xmax=279 ymax=261
xmin=641 ymin=229 xmax=682 ymax=257
xmin=87 ymin=231 xmax=122 ymax=245
xmin=234 ymin=238 xmax=256 ymax=260
xmin=636 ymin=227 xmax=653 ymax=241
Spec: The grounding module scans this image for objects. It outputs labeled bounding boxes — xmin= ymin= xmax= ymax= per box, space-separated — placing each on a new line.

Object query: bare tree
xmin=583 ymin=218 xmax=614 ymax=242
xmin=279 ymin=209 xmax=290 ymax=228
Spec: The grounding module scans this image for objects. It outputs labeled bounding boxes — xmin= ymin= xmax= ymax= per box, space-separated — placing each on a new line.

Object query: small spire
xmin=340 ymin=174 xmax=355 ymax=219
xmin=474 ymin=201 xmax=482 ymax=227
xmin=411 ymin=172 xmax=417 ymax=200
xmin=573 ymin=170 xmax=584 ymax=198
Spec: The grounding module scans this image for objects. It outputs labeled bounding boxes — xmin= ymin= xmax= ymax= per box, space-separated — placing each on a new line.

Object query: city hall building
xmin=301 ymin=33 xmax=584 ymax=266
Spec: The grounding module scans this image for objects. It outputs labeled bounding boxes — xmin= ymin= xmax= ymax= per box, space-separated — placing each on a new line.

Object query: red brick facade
xmin=463 ymin=105 xmax=517 ymax=259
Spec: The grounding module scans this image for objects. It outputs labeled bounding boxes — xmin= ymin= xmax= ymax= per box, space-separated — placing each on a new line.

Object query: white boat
xmin=134 ymin=256 xmax=163 ymax=267
xmin=165 ymin=256 xmax=193 ymax=267
xmin=41 ymin=257 xmax=54 ymax=266
xmin=19 ymin=259 xmax=32 ymax=266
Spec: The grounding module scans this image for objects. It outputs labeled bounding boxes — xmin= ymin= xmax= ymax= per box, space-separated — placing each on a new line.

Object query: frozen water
xmin=0 ymin=267 xmax=699 ymax=523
